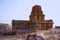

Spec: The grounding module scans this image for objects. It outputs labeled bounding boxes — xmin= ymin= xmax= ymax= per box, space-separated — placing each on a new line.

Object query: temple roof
xmin=32 ymin=5 xmax=41 ymax=10
xmin=31 ymin=5 xmax=45 ymax=16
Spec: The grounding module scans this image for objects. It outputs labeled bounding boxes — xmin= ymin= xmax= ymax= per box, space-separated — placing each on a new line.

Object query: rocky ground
xmin=0 ymin=29 xmax=60 ymax=40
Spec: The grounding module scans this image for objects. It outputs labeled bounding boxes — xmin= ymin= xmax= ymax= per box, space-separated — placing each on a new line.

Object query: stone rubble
xmin=0 ymin=29 xmax=60 ymax=40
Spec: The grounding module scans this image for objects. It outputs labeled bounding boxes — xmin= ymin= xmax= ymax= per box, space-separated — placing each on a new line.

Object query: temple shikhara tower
xmin=12 ymin=5 xmax=53 ymax=32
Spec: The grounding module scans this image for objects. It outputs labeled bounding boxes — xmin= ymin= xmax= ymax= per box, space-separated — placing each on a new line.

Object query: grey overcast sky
xmin=0 ymin=0 xmax=60 ymax=27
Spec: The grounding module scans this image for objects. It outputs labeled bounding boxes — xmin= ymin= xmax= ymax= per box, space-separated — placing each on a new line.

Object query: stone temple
xmin=12 ymin=5 xmax=53 ymax=32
